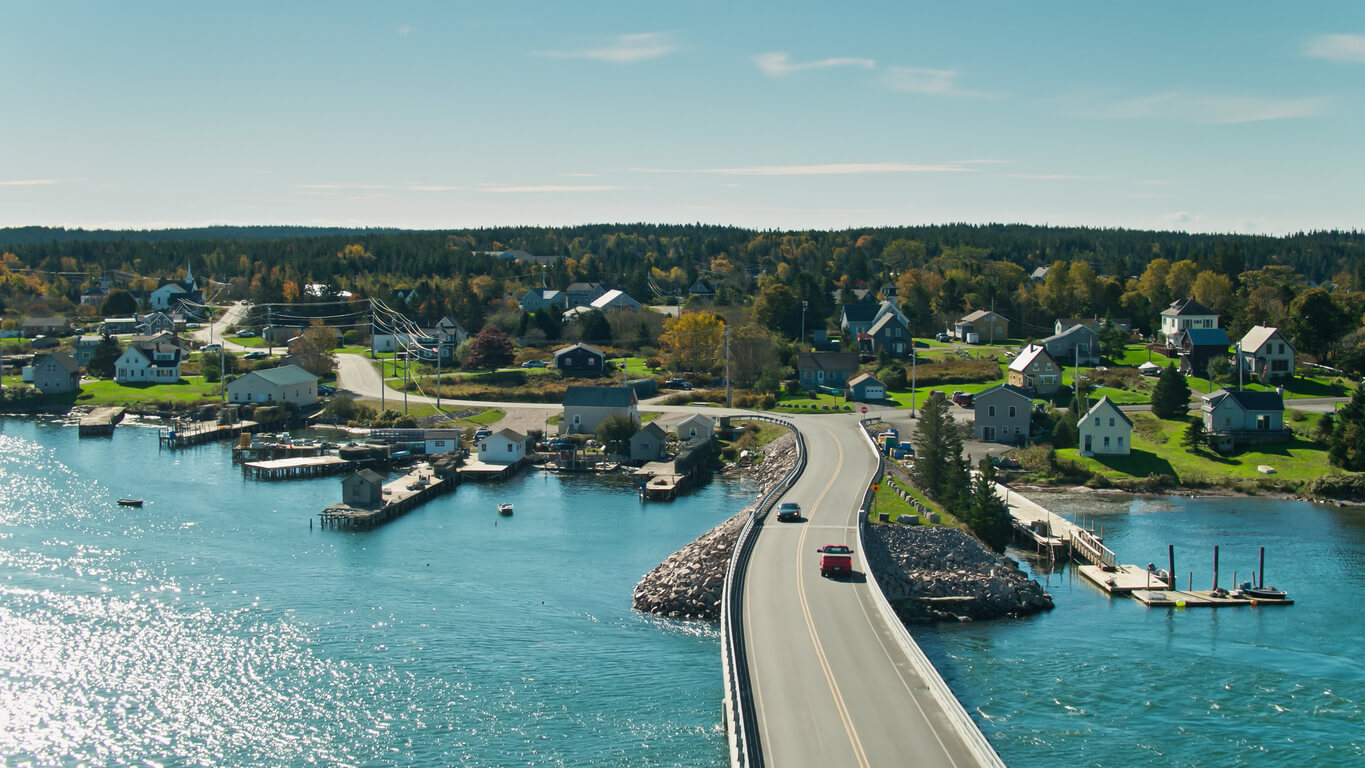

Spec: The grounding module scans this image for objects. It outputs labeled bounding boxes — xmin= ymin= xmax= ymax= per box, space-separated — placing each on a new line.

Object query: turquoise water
xmin=0 ymin=417 xmax=753 ymax=767
xmin=915 ymin=490 xmax=1365 ymax=767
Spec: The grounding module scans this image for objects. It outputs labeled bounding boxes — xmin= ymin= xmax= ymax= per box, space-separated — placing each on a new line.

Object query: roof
xmin=634 ymin=422 xmax=667 ymax=440
xmin=677 ymin=413 xmax=713 ymax=428
xmin=249 ymin=364 xmax=318 ymax=387
xmin=1009 ymin=344 xmax=1053 ymax=372
xmin=1082 ymin=396 xmax=1132 ymax=427
xmin=1239 ymin=325 xmax=1289 ymax=353
xmin=36 ymin=350 xmax=79 ymax=373
xmin=553 ymin=342 xmax=603 ymax=359
xmin=22 ymin=316 xmax=68 ymax=327
xmin=796 ymin=351 xmax=859 ymax=372
xmin=868 ymin=312 xmax=906 ymax=336
xmin=562 ymin=385 xmax=637 ymax=408
xmin=566 ymin=281 xmax=602 ymax=292
xmin=1183 ymin=328 xmax=1229 ymax=347
xmin=489 ymin=428 xmax=526 ymax=442
xmin=840 ymin=303 xmax=879 ymax=323
xmin=959 ymin=309 xmax=1002 ymax=323
xmin=975 ymin=383 xmax=1033 ymax=404
xmin=1163 ymin=297 xmax=1215 ymax=317
xmin=1204 ymin=388 xmax=1284 ymax=412
xmin=848 ymin=373 xmax=883 ymax=387
xmin=1044 ymin=323 xmax=1097 ymax=344
xmin=591 ymin=289 xmax=636 ymax=308
xmin=1030 ymin=266 xmax=1049 ymax=280
xmin=350 ymin=468 xmax=384 ymax=484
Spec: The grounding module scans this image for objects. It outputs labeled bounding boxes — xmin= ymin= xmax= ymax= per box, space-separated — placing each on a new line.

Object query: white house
xmin=32 ymin=351 xmax=81 ymax=394
xmin=423 ymin=429 xmax=462 ymax=455
xmin=149 ymin=282 xmax=187 ymax=311
xmin=1237 ymin=325 xmax=1295 ymax=382
xmin=590 ymin=289 xmax=642 ymax=313
xmin=114 ymin=340 xmax=184 ymax=384
xmin=560 ymin=385 xmax=640 ymax=435
xmin=225 ymin=364 xmax=319 ymax=406
xmin=1160 ymin=297 xmax=1218 ymax=346
xmin=1078 ymin=396 xmax=1132 ymax=457
xmin=675 ymin=414 xmax=714 ymax=443
xmin=478 ymin=428 xmax=527 ymax=463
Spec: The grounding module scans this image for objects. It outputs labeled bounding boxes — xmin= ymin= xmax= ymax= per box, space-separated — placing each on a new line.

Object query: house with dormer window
xmin=1237 ymin=325 xmax=1295 ymax=382
xmin=1161 ymin=297 xmax=1219 ymax=347
xmin=115 ymin=340 xmax=184 ymax=384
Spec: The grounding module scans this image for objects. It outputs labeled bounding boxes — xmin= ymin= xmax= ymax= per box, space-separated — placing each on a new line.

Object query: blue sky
xmin=2 ymin=1 xmax=1362 ymax=235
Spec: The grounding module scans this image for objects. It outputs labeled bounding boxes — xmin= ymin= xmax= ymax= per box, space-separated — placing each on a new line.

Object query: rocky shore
xmin=862 ymin=524 xmax=1054 ymax=622
xmin=632 ymin=433 xmax=797 ymax=620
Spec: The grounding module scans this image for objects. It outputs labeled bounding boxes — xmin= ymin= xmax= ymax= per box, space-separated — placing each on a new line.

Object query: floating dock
xmin=243 ymin=455 xmax=353 ymax=480
xmin=1130 ymin=589 xmax=1293 ymax=608
xmin=634 ymin=461 xmax=686 ymax=500
xmin=458 ymin=456 xmax=527 ymax=481
xmin=78 ymin=407 xmax=125 ymax=437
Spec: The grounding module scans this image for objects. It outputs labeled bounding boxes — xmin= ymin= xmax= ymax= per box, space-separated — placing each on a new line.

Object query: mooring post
xmin=1168 ymin=544 xmax=1175 ymax=588
xmin=1213 ymin=545 xmax=1220 ymax=591
xmin=1259 ymin=546 xmax=1266 ymax=589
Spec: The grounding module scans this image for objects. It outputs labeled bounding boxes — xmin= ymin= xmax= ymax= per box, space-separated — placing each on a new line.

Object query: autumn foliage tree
xmin=660 ymin=312 xmax=723 ymax=373
xmin=462 ymin=326 xmax=514 ymax=370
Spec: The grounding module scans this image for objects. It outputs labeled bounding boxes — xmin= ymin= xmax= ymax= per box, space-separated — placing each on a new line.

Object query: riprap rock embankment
xmin=632 ymin=433 xmax=797 ymax=620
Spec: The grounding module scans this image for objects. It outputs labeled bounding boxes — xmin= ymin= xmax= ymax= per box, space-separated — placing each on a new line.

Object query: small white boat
xmin=498 ymin=503 xmax=514 ymax=516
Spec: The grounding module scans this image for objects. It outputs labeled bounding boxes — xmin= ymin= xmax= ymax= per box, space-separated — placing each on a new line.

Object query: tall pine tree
xmin=1150 ymin=363 xmax=1191 ymax=419
xmin=1329 ymin=382 xmax=1365 ymax=470
xmin=964 ymin=458 xmax=1012 ymax=553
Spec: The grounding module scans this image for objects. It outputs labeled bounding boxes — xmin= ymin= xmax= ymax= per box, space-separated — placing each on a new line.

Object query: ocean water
xmin=0 ymin=417 xmax=753 ymax=767
xmin=914 ymin=490 xmax=1365 ymax=768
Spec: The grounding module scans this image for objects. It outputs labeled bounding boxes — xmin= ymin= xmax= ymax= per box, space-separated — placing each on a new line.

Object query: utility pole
xmin=266 ymin=307 xmax=273 ymax=356
xmin=801 ymin=300 xmax=808 ymax=348
xmin=911 ymin=337 xmax=917 ymax=418
xmin=725 ymin=323 xmax=732 ymax=409
xmin=436 ymin=339 xmax=442 ymax=412
xmin=403 ymin=346 xmax=409 ymax=415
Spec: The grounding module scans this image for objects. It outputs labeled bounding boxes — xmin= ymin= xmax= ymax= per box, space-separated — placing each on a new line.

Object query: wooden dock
xmin=319 ymin=465 xmax=458 ymax=530
xmin=1130 ymin=589 xmax=1294 ymax=608
xmin=78 ymin=407 xmax=125 ymax=437
xmin=244 ymin=455 xmax=352 ymax=480
xmin=634 ymin=461 xmax=686 ymax=500
xmin=458 ymin=456 xmax=527 ymax=481
xmin=159 ymin=419 xmax=257 ymax=448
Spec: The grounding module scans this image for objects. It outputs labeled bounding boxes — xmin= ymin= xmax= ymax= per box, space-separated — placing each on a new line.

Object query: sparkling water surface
xmin=5 ymin=418 xmax=1363 ymax=766
xmin=0 ymin=418 xmax=749 ymax=766
xmin=914 ymin=489 xmax=1365 ymax=768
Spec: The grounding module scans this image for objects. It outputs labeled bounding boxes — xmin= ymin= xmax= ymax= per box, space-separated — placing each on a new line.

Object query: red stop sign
xmin=860 ymin=406 xmax=868 ymax=414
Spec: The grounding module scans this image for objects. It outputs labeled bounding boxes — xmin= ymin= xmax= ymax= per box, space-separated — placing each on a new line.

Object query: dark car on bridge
xmin=776 ymin=501 xmax=801 ymax=522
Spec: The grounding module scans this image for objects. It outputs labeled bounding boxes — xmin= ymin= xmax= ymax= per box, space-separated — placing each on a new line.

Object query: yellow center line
xmin=795 ymin=425 xmax=871 ymax=768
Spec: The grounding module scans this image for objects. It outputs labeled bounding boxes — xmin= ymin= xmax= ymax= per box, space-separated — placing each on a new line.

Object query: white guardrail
xmin=854 ymin=417 xmax=1007 ymax=768
xmin=720 ymin=415 xmax=804 ymax=768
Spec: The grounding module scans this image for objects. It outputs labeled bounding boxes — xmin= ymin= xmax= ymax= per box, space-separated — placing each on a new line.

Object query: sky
xmin=2 ymin=1 xmax=1362 ymax=235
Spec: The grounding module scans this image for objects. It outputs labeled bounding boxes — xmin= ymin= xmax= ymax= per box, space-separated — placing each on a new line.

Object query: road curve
xmin=742 ymin=413 xmax=1003 ymax=768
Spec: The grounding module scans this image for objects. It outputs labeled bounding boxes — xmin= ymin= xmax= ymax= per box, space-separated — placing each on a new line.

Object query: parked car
xmin=952 ymin=390 xmax=974 ymax=407
xmin=935 ymin=332 xmax=951 ymax=342
xmin=776 ymin=501 xmax=801 ymax=522
xmin=317 ymin=384 xmax=336 ymax=396
xmin=473 ymin=427 xmax=493 ymax=441
xmin=243 ymin=351 xmax=268 ymax=360
xmin=665 ymin=378 xmax=693 ymax=390
xmin=201 ymin=343 xmax=221 ymax=352
xmin=236 ymin=329 xmax=257 ymax=337
xmin=520 ymin=360 xmax=548 ymax=368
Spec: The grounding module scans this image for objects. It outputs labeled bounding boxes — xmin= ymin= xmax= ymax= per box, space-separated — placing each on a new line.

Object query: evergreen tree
xmin=100 ymin=289 xmax=137 ymax=317
xmin=85 ymin=335 xmax=122 ymax=379
xmin=1181 ymin=418 xmax=1206 ymax=453
xmin=963 ymin=458 xmax=1012 ymax=553
xmin=1050 ymin=411 xmax=1078 ymax=448
xmin=579 ymin=310 xmax=612 ymax=344
xmin=911 ymin=394 xmax=968 ymax=502
xmin=1329 ymin=382 xmax=1365 ymax=470
xmin=1150 ymin=363 xmax=1191 ymax=419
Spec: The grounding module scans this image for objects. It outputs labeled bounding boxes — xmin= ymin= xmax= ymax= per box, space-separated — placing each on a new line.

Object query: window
xmin=1109 ymin=417 xmax=1115 ymax=427
xmin=1103 ymin=436 xmax=1110 ymax=448
xmin=1009 ymin=406 xmax=1017 ymax=417
xmin=1095 ymin=417 xmax=1101 ymax=426
xmin=988 ymin=405 xmax=996 ymax=417
xmin=1117 ymin=436 xmax=1124 ymax=448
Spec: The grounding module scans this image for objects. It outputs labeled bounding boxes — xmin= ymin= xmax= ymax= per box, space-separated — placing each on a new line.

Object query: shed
xmin=342 ymin=469 xmax=385 ymax=508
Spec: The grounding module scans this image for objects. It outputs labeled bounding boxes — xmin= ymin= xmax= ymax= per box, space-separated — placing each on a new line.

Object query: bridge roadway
xmin=742 ymin=413 xmax=1004 ymax=768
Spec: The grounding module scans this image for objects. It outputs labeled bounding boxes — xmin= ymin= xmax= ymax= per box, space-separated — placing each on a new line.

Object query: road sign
xmin=871 ymin=484 xmax=880 ymax=492
xmin=860 ymin=406 xmax=868 ymax=414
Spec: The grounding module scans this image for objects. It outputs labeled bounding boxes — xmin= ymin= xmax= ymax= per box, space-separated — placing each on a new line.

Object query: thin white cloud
xmin=753 ymin=52 xmax=876 ymax=77
xmin=0 ymin=179 xmax=60 ymax=186
xmin=1304 ymin=33 xmax=1365 ymax=63
xmin=296 ymin=183 xmax=393 ymax=191
xmin=1095 ymin=92 xmax=1326 ymax=124
xmin=1007 ymin=173 xmax=1105 ymax=181
xmin=633 ymin=162 xmax=973 ymax=176
xmin=881 ymin=67 xmax=993 ymax=98
xmin=479 ymin=184 xmax=632 ymax=193
xmin=534 ymin=33 xmax=678 ymax=63
xmin=396 ymin=24 xmax=413 ymax=37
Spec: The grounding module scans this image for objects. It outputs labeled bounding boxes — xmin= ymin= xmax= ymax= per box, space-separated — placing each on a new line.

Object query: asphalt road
xmin=743 ymin=413 xmax=1003 ymax=768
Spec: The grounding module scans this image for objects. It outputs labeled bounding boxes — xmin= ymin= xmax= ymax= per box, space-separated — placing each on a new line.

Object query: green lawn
xmin=70 ymin=377 xmax=223 ymax=406
xmin=1058 ymin=411 xmax=1339 ymax=486
xmin=773 ymin=392 xmax=856 ymax=413
xmin=1111 ymin=344 xmax=1176 ymax=367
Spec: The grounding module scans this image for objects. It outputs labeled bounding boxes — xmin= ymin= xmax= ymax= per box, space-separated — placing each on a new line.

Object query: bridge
xmin=721 ymin=413 xmax=1005 ymax=768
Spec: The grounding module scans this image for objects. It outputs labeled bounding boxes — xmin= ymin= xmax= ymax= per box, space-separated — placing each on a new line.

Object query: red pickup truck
xmin=817 ymin=545 xmax=854 ymax=577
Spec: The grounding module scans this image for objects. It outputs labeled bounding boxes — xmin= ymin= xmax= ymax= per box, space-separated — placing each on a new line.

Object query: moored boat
xmin=117 ymin=498 xmax=144 ymax=507
xmin=498 ymin=503 xmax=514 ymax=516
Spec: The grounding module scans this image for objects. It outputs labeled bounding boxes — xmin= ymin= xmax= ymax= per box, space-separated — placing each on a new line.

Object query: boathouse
xmin=675 ymin=414 xmax=713 ymax=444
xmin=226 ymin=364 xmax=319 ymax=406
xmin=342 ymin=469 xmax=385 ymax=508
xmin=478 ymin=428 xmax=528 ymax=463
xmin=560 ymin=385 xmax=639 ymax=434
xmin=629 ymin=422 xmax=668 ymax=462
